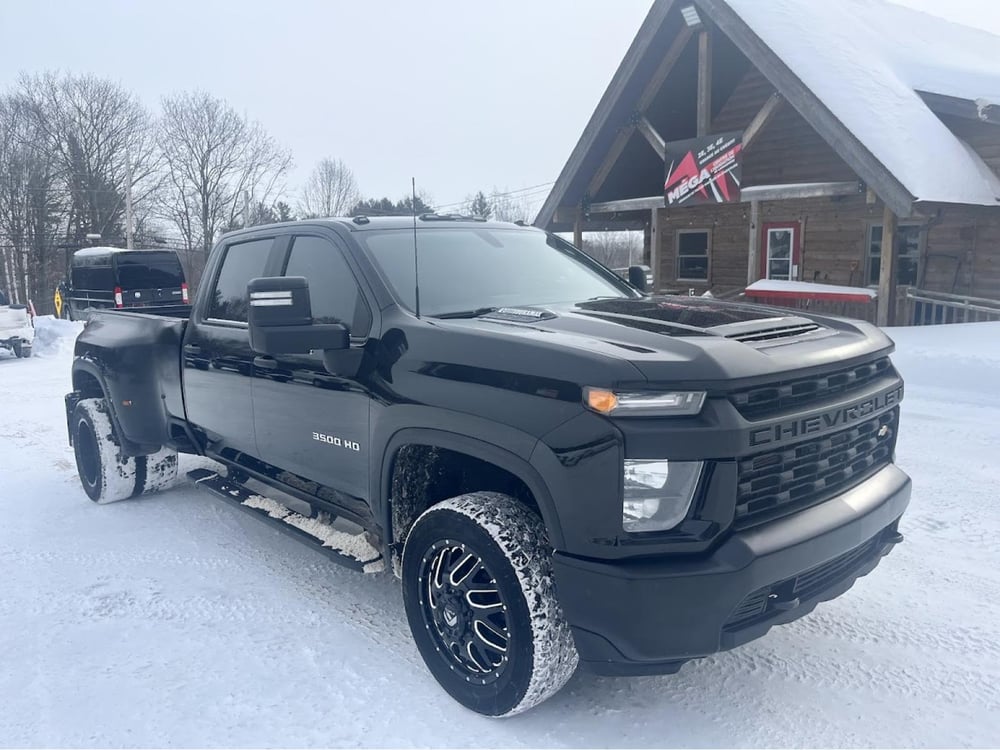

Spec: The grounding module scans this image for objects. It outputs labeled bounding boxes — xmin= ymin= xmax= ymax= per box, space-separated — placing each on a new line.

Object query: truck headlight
xmin=622 ymin=459 xmax=703 ymax=533
xmin=585 ymin=388 xmax=706 ymax=417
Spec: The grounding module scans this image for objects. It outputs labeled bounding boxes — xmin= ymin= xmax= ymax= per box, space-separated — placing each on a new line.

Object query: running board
xmin=188 ymin=469 xmax=384 ymax=573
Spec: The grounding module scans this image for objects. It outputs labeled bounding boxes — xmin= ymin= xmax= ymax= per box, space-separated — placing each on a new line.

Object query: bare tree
xmin=0 ymin=93 xmax=62 ymax=306
xmin=18 ymin=72 xmax=160 ymax=247
xmin=158 ymin=91 xmax=291 ymax=279
xmin=582 ymin=231 xmax=642 ymax=268
xmin=490 ymin=188 xmax=534 ymax=223
xmin=298 ymin=157 xmax=359 ymax=218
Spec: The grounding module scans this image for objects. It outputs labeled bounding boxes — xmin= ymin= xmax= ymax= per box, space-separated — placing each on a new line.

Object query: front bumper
xmin=552 ymin=464 xmax=911 ymax=675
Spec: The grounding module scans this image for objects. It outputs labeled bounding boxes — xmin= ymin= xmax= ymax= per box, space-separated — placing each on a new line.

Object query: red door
xmin=759 ymin=222 xmax=802 ymax=281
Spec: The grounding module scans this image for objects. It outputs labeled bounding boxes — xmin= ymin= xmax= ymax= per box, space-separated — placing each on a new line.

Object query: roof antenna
xmin=411 ymin=177 xmax=421 ymax=319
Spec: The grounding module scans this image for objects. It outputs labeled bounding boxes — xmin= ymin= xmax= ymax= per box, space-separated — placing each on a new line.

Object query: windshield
xmin=360 ymin=227 xmax=636 ymax=317
xmin=114 ymin=252 xmax=185 ymax=289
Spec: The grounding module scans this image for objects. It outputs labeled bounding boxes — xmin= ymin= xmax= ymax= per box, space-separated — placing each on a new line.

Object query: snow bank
xmin=31 ymin=315 xmax=83 ymax=357
xmin=888 ymin=321 xmax=1000 ymax=398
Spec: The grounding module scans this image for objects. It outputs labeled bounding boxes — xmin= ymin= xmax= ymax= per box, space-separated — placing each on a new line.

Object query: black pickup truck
xmin=66 ymin=215 xmax=910 ymax=716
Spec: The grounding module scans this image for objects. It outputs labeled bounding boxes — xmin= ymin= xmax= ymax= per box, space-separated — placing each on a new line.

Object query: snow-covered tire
xmin=402 ymin=492 xmax=578 ymax=717
xmin=18 ymin=344 xmax=31 ymax=358
xmin=71 ymin=398 xmax=138 ymax=504
xmin=135 ymin=446 xmax=179 ymax=495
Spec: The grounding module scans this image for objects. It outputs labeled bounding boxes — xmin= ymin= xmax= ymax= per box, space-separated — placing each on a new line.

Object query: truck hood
xmin=438 ymin=295 xmax=893 ymax=386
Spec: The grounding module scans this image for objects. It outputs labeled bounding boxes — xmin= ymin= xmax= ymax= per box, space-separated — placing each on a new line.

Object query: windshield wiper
xmin=431 ymin=307 xmax=498 ymax=319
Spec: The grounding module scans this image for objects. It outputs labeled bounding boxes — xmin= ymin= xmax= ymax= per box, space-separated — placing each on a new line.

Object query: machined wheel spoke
xmin=465 ymin=587 xmax=503 ymax=610
xmin=448 ymin=552 xmax=482 ymax=587
xmin=465 ymin=642 xmax=493 ymax=673
xmin=473 ymin=617 xmax=508 ymax=653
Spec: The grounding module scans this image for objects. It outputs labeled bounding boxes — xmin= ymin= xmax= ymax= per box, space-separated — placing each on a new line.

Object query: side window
xmin=284 ymin=236 xmax=372 ymax=336
xmin=207 ymin=238 xmax=274 ymax=322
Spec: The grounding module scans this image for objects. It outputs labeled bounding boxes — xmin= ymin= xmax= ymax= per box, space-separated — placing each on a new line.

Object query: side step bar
xmin=188 ymin=469 xmax=384 ymax=573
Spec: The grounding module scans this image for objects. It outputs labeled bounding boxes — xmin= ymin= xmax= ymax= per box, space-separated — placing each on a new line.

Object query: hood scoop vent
xmin=483 ymin=307 xmax=557 ymax=323
xmin=710 ymin=316 xmax=825 ymax=344
xmin=726 ymin=323 xmax=822 ymax=343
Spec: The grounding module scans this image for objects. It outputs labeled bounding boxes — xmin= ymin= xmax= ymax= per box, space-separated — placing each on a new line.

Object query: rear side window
xmin=284 ymin=236 xmax=372 ymax=336
xmin=72 ymin=266 xmax=114 ymax=291
xmin=208 ymin=238 xmax=274 ymax=322
xmin=115 ymin=253 xmax=185 ymax=289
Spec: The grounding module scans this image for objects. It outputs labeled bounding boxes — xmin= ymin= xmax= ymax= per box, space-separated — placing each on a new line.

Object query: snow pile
xmin=724 ymin=0 xmax=1000 ymax=206
xmin=31 ymin=315 xmax=83 ymax=357
xmin=888 ymin=320 xmax=1000 ymax=396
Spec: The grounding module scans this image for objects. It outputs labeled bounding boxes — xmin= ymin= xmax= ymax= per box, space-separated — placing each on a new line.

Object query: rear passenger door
xmin=251 ymin=233 xmax=374 ymax=509
xmin=183 ymin=236 xmax=283 ymax=459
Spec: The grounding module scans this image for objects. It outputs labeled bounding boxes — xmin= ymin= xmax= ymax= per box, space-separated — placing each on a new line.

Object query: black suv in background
xmin=59 ymin=246 xmax=189 ymax=319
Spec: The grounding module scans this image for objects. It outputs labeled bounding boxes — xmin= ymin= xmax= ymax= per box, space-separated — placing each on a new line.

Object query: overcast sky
xmin=1 ymin=0 xmax=998 ymax=216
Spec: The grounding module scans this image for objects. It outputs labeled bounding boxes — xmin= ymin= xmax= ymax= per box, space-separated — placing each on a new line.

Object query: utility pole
xmin=243 ymin=190 xmax=250 ymax=228
xmin=125 ymin=151 xmax=135 ymax=249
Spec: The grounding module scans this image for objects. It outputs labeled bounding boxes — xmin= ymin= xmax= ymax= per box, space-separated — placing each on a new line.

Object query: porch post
xmin=876 ymin=205 xmax=898 ymax=326
xmin=573 ymin=210 xmax=584 ymax=250
xmin=650 ymin=206 xmax=664 ymax=291
xmin=747 ymin=200 xmax=760 ymax=284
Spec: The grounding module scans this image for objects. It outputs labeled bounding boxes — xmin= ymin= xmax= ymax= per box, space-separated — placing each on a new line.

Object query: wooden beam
xmin=573 ymin=210 xmax=584 ymax=250
xmin=636 ymin=116 xmax=666 ymax=159
xmin=740 ymin=181 xmax=860 ymax=202
xmin=639 ymin=26 xmax=696 ymax=112
xmin=697 ymin=31 xmax=712 ymax=136
xmin=589 ymin=181 xmax=861 ymax=215
xmin=587 ymin=126 xmax=634 ymax=198
xmin=590 ymin=196 xmax=665 ymax=214
xmin=876 ymin=205 xmax=898 ymax=326
xmin=587 ymin=28 xmax=695 ymax=200
xmin=742 ymin=92 xmax=783 ymax=151
xmin=747 ymin=200 xmax=761 ymax=284
xmin=651 ymin=206 xmax=665 ymax=291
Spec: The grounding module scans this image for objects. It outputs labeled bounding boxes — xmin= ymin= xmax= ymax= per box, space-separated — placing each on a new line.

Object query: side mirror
xmin=247 ymin=276 xmax=349 ymax=355
xmin=628 ymin=265 xmax=650 ymax=292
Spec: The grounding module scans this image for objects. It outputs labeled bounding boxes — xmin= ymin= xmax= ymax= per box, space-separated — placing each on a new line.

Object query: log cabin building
xmin=535 ymin=0 xmax=1000 ymax=325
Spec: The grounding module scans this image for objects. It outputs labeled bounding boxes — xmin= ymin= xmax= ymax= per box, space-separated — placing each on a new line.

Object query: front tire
xmin=402 ymin=492 xmax=578 ymax=717
xmin=71 ymin=398 xmax=138 ymax=504
xmin=18 ymin=344 xmax=31 ymax=358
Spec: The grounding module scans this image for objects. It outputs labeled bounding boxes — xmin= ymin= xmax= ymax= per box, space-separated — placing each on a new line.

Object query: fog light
xmin=623 ymin=459 xmax=703 ymax=533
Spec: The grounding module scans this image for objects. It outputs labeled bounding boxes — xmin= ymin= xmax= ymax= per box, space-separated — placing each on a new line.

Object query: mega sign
xmin=664 ymin=131 xmax=743 ymax=207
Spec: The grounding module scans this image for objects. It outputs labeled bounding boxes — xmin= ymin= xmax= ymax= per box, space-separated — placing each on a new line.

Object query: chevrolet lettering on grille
xmin=749 ymin=384 xmax=904 ymax=448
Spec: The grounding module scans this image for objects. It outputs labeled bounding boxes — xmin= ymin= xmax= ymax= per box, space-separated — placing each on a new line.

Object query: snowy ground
xmin=0 ymin=317 xmax=998 ymax=748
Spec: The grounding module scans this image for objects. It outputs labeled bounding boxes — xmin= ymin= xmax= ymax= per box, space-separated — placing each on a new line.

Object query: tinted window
xmin=676 ymin=230 xmax=709 ymax=281
xmin=208 ymin=238 xmax=274 ymax=322
xmin=115 ymin=252 xmax=185 ymax=289
xmin=359 ymin=228 xmax=634 ymax=317
xmin=72 ymin=266 xmax=115 ymax=291
xmin=284 ymin=236 xmax=371 ymax=335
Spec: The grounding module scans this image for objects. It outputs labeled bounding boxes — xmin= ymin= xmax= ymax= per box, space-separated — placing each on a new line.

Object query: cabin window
xmin=867 ymin=224 xmax=922 ymax=286
xmin=676 ymin=230 xmax=710 ymax=281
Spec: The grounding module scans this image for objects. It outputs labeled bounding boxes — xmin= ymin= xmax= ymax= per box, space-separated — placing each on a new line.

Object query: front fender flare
xmin=379 ymin=427 xmax=565 ymax=552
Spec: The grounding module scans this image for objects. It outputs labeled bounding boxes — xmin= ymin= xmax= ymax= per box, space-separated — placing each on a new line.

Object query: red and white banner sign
xmin=664 ymin=131 xmax=743 ymax=207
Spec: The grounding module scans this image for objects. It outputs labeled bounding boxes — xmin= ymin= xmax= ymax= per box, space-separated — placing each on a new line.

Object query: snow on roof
xmin=723 ymin=0 xmax=1000 ymax=207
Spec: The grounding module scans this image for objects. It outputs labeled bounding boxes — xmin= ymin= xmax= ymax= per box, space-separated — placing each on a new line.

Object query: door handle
xmin=183 ymin=343 xmax=201 ymax=355
xmin=254 ymin=356 xmax=278 ymax=370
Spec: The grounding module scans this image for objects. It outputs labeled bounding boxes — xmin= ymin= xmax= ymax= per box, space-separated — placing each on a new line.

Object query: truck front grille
xmin=730 ymin=357 xmax=894 ymax=420
xmin=735 ymin=409 xmax=896 ymax=529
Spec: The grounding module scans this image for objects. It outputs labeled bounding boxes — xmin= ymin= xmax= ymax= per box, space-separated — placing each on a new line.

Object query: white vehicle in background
xmin=0 ymin=292 xmax=35 ymax=359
